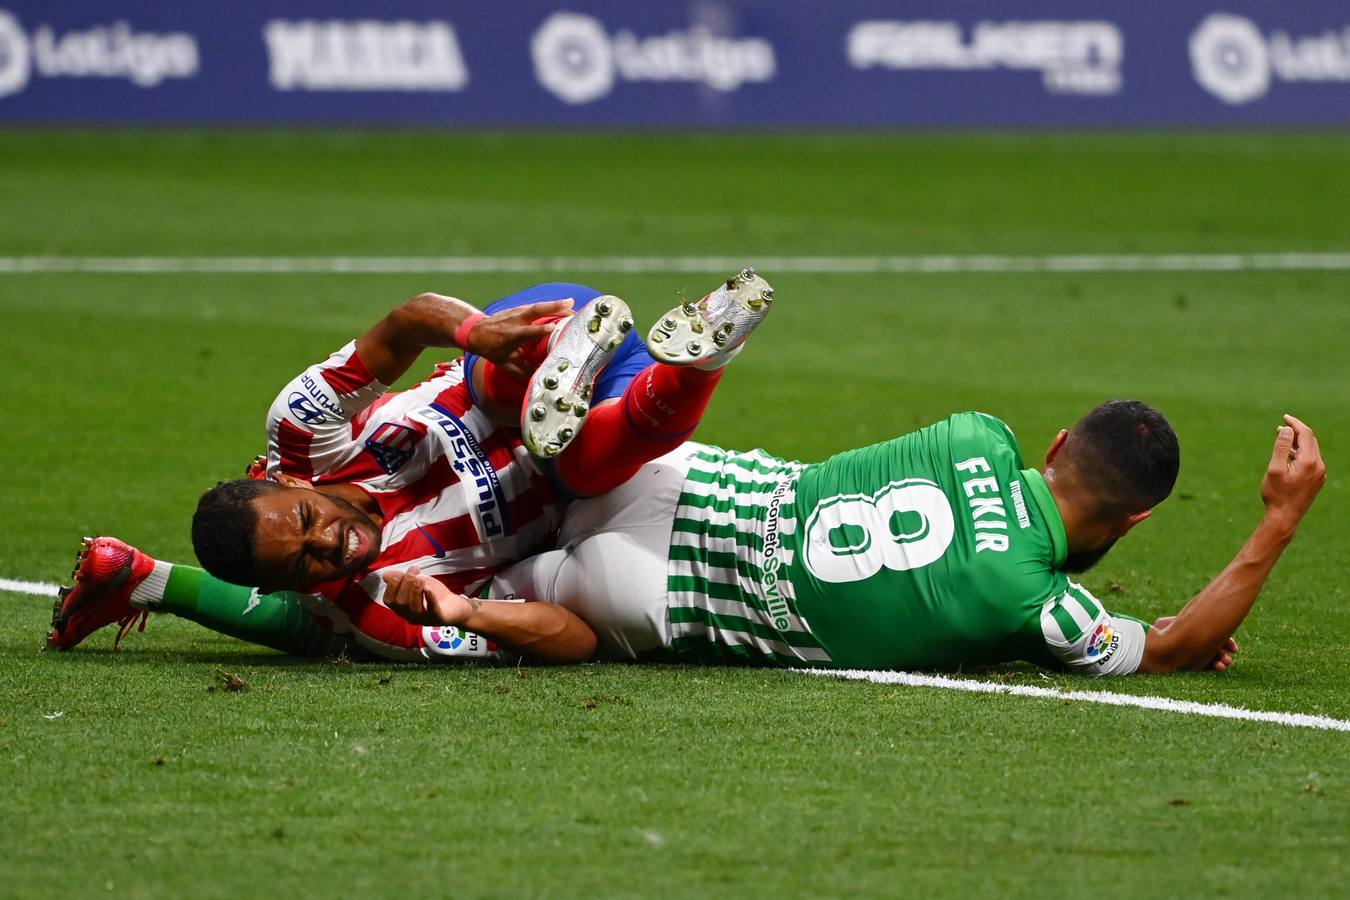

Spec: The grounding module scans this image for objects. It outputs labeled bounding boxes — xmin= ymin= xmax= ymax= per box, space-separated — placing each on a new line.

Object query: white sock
xmin=544 ymin=300 xmax=579 ymax=353
xmin=129 ymin=561 xmax=171 ymax=610
xmin=694 ymin=343 xmax=744 ymax=372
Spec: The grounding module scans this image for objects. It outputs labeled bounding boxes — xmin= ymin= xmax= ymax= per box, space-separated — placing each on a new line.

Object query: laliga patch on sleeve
xmin=1086 ymin=621 xmax=1121 ymax=663
xmin=422 ymin=625 xmax=497 ymax=658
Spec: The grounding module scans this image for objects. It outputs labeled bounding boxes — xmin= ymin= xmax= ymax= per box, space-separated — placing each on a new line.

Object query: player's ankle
xmin=129 ymin=560 xmax=172 ymax=611
xmin=694 ymin=344 xmax=744 ymax=372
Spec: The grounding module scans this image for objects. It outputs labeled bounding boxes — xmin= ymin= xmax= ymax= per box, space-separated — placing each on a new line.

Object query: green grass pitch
xmin=1 ymin=131 xmax=1347 ymax=898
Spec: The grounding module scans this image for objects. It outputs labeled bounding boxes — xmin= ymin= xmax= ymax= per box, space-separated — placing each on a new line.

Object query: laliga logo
xmin=0 ymin=11 xmax=30 ymax=97
xmin=1189 ymin=14 xmax=1270 ymax=104
xmin=1190 ymin=13 xmax=1350 ymax=105
xmin=426 ymin=626 xmax=465 ymax=652
xmin=530 ymin=11 xmax=776 ymax=105
xmin=1086 ymin=622 xmax=1118 ymax=660
xmin=531 ymin=13 xmax=612 ymax=105
xmin=0 ymin=9 xmax=198 ymax=99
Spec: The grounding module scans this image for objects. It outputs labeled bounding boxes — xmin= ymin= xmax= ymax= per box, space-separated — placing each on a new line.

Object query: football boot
xmin=47 ymin=536 xmax=153 ymax=650
xmin=646 ymin=268 xmax=774 ymax=366
xmin=521 ymin=295 xmax=634 ymax=458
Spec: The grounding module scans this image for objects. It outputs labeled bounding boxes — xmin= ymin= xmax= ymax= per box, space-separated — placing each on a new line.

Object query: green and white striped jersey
xmin=665 ymin=447 xmax=828 ymax=664
xmin=660 ymin=414 xmax=1149 ymax=675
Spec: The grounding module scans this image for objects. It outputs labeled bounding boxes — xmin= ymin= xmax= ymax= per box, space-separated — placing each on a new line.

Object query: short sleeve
xmin=1038 ymin=581 xmax=1146 ymax=677
xmin=265 ymin=341 xmax=389 ymax=479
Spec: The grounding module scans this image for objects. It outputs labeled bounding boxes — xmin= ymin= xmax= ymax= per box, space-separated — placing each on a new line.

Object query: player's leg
xmin=490 ymin=445 xmax=698 ymax=657
xmin=152 ymin=565 xmax=352 ymax=656
xmin=646 ymin=267 xmax=773 ymax=367
xmin=48 ymin=537 xmax=346 ymax=656
xmin=49 ymin=537 xmax=509 ymax=663
xmin=551 ymin=364 xmax=722 ymax=496
xmin=509 ymin=269 xmax=774 ymax=464
xmin=463 ymin=282 xmax=608 ymax=414
xmin=519 ymin=295 xmax=636 ymax=457
xmin=550 ymin=270 xmax=775 ymax=496
xmin=490 ymin=533 xmax=667 ymax=659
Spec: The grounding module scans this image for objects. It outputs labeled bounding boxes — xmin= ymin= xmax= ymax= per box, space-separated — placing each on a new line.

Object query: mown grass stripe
xmin=6 ymin=253 xmax=1350 ymax=275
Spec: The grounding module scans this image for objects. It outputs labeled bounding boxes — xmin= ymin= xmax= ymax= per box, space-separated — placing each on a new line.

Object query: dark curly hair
xmin=1062 ymin=400 xmax=1180 ymax=518
xmin=191 ymin=479 xmax=286 ymax=585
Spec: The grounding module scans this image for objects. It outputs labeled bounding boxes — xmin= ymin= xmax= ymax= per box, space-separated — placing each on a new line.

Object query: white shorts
xmin=489 ymin=443 xmax=701 ymax=659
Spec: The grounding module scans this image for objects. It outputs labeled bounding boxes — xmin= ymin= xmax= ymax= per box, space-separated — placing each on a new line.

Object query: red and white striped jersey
xmin=265 ymin=341 xmax=563 ymax=618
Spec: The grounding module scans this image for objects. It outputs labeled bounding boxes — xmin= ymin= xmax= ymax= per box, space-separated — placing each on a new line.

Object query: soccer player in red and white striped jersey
xmin=51 ymin=276 xmax=773 ymax=662
xmin=188 ymin=290 xmax=585 ymax=659
xmin=275 ymin=342 xmax=561 ymax=575
xmin=185 ymin=282 xmax=746 ymax=661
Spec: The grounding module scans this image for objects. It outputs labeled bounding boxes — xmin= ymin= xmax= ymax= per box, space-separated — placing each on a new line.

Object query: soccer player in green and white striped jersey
xmin=380 ymin=273 xmax=1325 ymax=677
xmin=437 ymin=403 xmax=1324 ymax=677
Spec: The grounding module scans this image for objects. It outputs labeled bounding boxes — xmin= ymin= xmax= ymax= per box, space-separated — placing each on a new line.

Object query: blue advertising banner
xmin=0 ymin=1 xmax=1346 ymax=127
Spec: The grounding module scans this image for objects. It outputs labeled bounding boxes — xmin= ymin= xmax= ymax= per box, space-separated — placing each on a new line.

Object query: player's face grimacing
xmin=247 ymin=486 xmax=382 ymax=592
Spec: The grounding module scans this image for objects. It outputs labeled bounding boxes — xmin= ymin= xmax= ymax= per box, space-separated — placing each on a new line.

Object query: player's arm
xmin=356 ymin=292 xmax=572 ymax=386
xmin=1138 ymin=416 xmax=1326 ymax=673
xmin=264 ymin=292 xmax=572 ymax=478
xmin=382 ymin=568 xmax=597 ymax=664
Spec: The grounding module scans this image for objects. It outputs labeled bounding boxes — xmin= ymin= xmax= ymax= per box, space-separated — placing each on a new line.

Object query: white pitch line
xmin=1 ymin=253 xmax=1349 ymax=275
xmin=1 ymin=577 xmax=60 ymax=597
xmin=795 ymin=668 xmax=1350 ymax=733
xmin=4 ymin=574 xmax=1346 ymax=731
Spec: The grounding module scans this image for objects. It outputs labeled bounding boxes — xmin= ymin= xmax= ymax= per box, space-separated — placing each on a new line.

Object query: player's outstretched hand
xmin=382 ymin=566 xmax=475 ymax=627
xmin=468 ymin=299 xmax=575 ymax=380
xmin=1260 ymin=414 xmax=1327 ymax=531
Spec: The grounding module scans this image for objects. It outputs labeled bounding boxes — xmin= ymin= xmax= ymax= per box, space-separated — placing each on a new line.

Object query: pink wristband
xmin=453 ymin=312 xmax=487 ymax=351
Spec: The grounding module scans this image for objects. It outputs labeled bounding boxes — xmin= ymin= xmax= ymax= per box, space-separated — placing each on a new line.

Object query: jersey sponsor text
xmin=412 ymin=404 xmax=509 ymax=540
xmin=762 ymin=478 xmax=794 ymax=631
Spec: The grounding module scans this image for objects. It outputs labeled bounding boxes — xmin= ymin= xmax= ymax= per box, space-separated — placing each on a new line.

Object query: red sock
xmin=476 ymin=315 xmax=567 ymax=410
xmin=555 ymin=363 xmax=722 ymax=496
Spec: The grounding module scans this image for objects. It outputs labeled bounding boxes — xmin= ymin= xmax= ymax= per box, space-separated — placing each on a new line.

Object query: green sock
xmin=154 ymin=564 xmax=347 ymax=658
